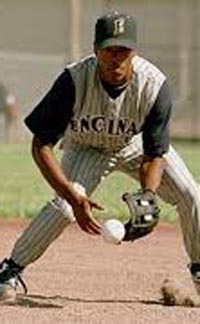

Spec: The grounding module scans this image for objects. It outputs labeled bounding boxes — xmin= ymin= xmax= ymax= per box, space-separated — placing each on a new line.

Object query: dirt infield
xmin=1 ymin=220 xmax=200 ymax=324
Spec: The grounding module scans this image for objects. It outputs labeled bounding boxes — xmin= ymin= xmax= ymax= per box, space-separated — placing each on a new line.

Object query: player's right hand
xmin=71 ymin=196 xmax=103 ymax=235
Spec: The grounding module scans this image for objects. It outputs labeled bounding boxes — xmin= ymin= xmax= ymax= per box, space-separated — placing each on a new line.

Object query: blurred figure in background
xmin=0 ymin=83 xmax=19 ymax=143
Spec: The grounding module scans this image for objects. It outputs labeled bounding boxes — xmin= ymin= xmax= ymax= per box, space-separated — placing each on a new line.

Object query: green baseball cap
xmin=94 ymin=12 xmax=137 ymax=50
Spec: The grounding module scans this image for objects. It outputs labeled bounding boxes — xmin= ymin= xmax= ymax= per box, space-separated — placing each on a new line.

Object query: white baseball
xmin=101 ymin=219 xmax=125 ymax=244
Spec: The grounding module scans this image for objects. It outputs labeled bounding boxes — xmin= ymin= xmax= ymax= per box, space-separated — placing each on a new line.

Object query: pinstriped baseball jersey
xmin=63 ymin=55 xmax=166 ymax=154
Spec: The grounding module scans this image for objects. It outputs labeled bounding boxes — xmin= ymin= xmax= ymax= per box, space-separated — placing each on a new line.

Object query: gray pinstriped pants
xmin=11 ymin=136 xmax=200 ymax=267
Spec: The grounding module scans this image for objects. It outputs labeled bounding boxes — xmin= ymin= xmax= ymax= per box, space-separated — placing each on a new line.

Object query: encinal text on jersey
xmin=70 ymin=115 xmax=136 ymax=137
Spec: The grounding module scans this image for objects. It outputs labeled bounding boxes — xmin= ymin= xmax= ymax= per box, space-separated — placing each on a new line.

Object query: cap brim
xmin=97 ymin=38 xmax=136 ymax=50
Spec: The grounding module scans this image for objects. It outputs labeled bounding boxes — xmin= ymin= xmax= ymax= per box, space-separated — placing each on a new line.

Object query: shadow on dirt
xmin=7 ymin=294 xmax=63 ymax=309
xmin=9 ymin=294 xmax=164 ymax=309
xmin=2 ymin=294 xmax=197 ymax=309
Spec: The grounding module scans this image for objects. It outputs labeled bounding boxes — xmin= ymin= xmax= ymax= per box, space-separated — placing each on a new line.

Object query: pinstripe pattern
xmin=12 ymin=135 xmax=200 ymax=267
xmin=10 ymin=54 xmax=200 ymax=270
xmin=63 ymin=54 xmax=166 ymax=154
xmin=117 ymin=135 xmax=200 ymax=263
xmin=61 ymin=145 xmax=118 ymax=195
xmin=11 ymin=147 xmax=117 ymax=267
xmin=11 ymin=199 xmax=75 ymax=267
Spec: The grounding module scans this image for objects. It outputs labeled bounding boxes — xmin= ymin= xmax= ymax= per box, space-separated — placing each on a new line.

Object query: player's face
xmin=95 ymin=46 xmax=135 ymax=86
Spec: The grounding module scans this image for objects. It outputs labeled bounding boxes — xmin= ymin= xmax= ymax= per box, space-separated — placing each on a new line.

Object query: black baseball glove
xmin=122 ymin=189 xmax=160 ymax=242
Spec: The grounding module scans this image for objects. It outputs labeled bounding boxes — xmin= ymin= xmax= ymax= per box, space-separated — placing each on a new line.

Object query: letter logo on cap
xmin=113 ymin=17 xmax=125 ymax=35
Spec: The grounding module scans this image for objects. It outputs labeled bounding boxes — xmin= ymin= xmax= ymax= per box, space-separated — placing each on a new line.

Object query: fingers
xmin=89 ymin=199 xmax=104 ymax=211
xmin=78 ymin=210 xmax=101 ymax=235
xmin=76 ymin=214 xmax=101 ymax=235
xmin=73 ymin=196 xmax=103 ymax=235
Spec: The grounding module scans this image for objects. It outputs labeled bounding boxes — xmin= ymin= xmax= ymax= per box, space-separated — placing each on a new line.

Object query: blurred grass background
xmin=0 ymin=140 xmax=199 ymax=222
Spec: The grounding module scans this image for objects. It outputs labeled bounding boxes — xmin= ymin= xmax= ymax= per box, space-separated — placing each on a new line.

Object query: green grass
xmin=0 ymin=141 xmax=199 ymax=222
xmin=0 ymin=144 xmax=52 ymax=218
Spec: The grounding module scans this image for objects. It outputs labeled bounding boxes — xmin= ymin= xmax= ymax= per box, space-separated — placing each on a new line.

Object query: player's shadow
xmin=6 ymin=294 xmax=198 ymax=309
xmin=13 ymin=293 xmax=163 ymax=309
xmin=10 ymin=294 xmax=63 ymax=309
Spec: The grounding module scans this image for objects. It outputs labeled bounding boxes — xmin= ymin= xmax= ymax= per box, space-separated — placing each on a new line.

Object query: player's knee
xmin=49 ymin=196 xmax=76 ymax=223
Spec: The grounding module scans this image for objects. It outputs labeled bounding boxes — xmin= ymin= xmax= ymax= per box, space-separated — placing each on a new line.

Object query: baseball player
xmin=0 ymin=83 xmax=19 ymax=143
xmin=0 ymin=12 xmax=200 ymax=302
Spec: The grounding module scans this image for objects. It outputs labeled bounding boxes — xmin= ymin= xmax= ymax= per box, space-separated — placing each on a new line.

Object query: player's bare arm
xmin=32 ymin=136 xmax=102 ymax=235
xmin=139 ymin=156 xmax=167 ymax=193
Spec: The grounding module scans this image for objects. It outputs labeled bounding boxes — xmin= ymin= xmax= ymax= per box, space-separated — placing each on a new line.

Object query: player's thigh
xmin=61 ymin=145 xmax=117 ymax=195
xmin=116 ymin=134 xmax=143 ymax=180
xmin=118 ymin=155 xmax=141 ymax=182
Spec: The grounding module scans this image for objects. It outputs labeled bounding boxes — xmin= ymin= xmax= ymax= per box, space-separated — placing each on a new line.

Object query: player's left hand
xmin=72 ymin=195 xmax=103 ymax=235
xmin=122 ymin=189 xmax=160 ymax=241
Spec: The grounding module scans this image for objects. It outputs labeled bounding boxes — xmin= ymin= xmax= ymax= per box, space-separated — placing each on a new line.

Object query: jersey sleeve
xmin=141 ymin=80 xmax=172 ymax=157
xmin=24 ymin=69 xmax=75 ymax=146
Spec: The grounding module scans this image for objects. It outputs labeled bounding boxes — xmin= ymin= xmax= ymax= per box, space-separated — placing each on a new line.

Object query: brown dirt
xmin=1 ymin=219 xmax=200 ymax=324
